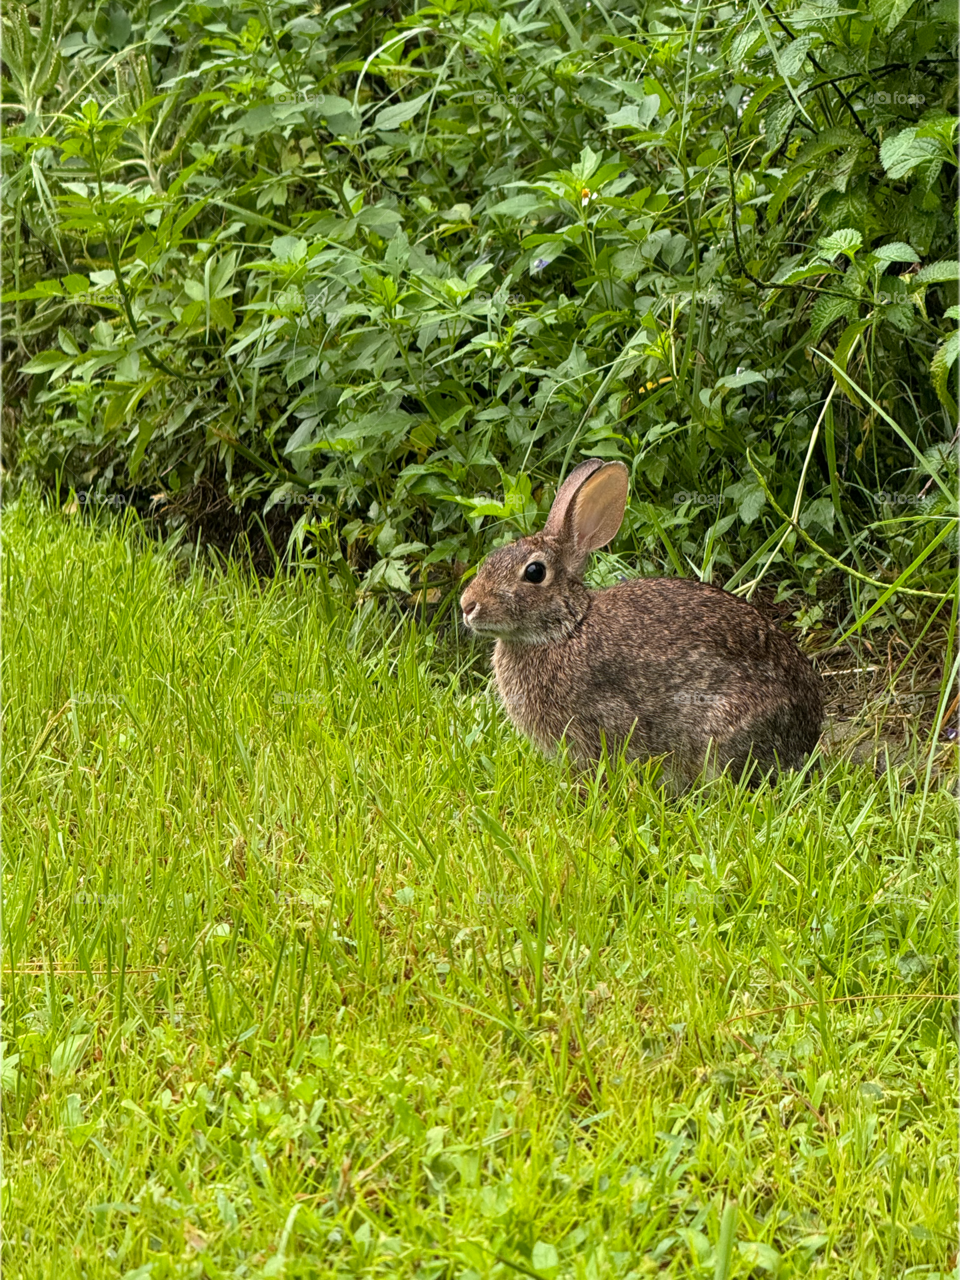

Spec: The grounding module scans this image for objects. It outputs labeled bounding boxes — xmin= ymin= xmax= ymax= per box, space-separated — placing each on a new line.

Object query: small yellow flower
xmin=580 ymin=187 xmax=591 ymax=206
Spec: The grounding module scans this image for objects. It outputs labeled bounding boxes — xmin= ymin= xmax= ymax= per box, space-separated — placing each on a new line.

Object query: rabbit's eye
xmin=523 ymin=561 xmax=547 ymax=584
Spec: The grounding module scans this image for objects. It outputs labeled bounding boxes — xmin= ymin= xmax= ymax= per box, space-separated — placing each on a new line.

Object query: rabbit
xmin=459 ymin=458 xmax=823 ymax=789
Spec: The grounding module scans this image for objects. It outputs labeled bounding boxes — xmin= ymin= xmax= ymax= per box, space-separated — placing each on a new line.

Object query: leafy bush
xmin=4 ymin=0 xmax=957 ymax=602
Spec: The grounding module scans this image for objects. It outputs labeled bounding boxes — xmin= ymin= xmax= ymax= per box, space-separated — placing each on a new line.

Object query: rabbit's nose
xmin=461 ymin=597 xmax=478 ymax=621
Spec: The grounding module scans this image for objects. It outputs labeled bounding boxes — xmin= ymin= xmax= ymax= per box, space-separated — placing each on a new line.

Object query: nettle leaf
xmin=356 ymin=206 xmax=403 ymax=236
xmin=739 ymin=490 xmax=767 ymax=525
xmin=915 ymin=260 xmax=960 ymax=284
xmin=870 ymin=0 xmax=918 ymax=32
xmin=778 ymin=34 xmax=819 ymax=79
xmin=879 ymin=128 xmax=947 ymax=181
xmin=931 ymin=330 xmax=959 ymax=407
xmin=729 ymin=23 xmax=764 ymax=64
xmin=283 ymin=419 xmax=318 ymax=455
xmin=365 ymin=557 xmax=412 ymax=592
xmin=819 ymin=190 xmax=872 ymax=236
xmin=917 ymin=111 xmax=959 ymax=144
xmin=883 ymin=303 xmax=918 ymax=334
xmin=284 ymin=352 xmax=319 ymax=385
xmin=795 ymin=127 xmax=865 ymax=166
xmin=809 ymin=293 xmax=855 ymax=342
xmin=771 ymin=261 xmax=841 ymax=287
xmin=871 ymin=241 xmax=919 ymax=266
xmin=607 ymin=78 xmax=663 ymax=106
xmin=817 ymin=229 xmax=862 ymax=259
xmin=762 ymin=97 xmax=797 ymax=158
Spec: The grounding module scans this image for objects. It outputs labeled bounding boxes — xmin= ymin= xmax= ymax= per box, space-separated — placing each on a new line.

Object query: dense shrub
xmin=4 ymin=0 xmax=957 ymax=603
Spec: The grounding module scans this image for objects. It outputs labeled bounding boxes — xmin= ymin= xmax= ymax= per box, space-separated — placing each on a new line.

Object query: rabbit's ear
xmin=565 ymin=462 xmax=629 ymax=566
xmin=543 ymin=459 xmax=605 ymax=537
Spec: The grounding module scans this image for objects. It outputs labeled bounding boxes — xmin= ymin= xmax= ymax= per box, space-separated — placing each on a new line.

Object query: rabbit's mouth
xmin=462 ymin=608 xmax=512 ymax=638
xmin=462 ymin=613 xmax=498 ymax=635
xmin=463 ymin=613 xmax=561 ymax=644
xmin=461 ymin=601 xmax=519 ymax=637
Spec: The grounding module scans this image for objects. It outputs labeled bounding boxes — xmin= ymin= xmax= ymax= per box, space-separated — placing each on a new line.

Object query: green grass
xmin=3 ymin=495 xmax=957 ymax=1280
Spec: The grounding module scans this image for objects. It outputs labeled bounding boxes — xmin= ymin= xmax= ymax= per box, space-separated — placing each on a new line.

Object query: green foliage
xmin=4 ymin=0 xmax=958 ymax=597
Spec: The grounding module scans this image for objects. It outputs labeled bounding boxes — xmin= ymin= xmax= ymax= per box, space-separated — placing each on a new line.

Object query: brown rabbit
xmin=459 ymin=459 xmax=823 ymax=788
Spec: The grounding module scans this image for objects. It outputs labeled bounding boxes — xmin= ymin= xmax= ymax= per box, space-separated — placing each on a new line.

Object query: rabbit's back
xmin=492 ymin=576 xmax=821 ymax=783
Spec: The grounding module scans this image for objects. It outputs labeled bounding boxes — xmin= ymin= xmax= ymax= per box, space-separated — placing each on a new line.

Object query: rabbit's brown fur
xmin=460 ymin=459 xmax=822 ymax=787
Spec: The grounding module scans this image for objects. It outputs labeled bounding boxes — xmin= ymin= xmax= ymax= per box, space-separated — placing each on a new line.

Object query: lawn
xmin=3 ymin=496 xmax=957 ymax=1279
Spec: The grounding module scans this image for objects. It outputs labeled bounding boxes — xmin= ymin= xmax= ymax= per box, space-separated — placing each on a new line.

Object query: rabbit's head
xmin=460 ymin=460 xmax=629 ymax=643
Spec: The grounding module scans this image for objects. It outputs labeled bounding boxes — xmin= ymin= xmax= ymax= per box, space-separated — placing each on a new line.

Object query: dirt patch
xmin=150 ymin=476 xmax=302 ymax=576
xmin=814 ymin=631 xmax=955 ymax=784
xmin=55 ymin=475 xmax=305 ymax=577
